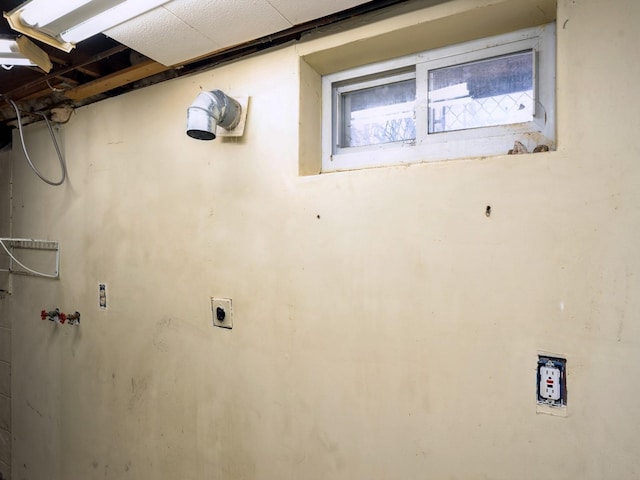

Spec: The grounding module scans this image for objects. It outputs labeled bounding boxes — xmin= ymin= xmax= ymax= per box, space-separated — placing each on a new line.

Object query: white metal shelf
xmin=0 ymin=238 xmax=60 ymax=278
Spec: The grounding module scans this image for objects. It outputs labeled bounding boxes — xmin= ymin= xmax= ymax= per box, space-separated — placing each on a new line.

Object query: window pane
xmin=428 ymin=50 xmax=533 ymax=133
xmin=340 ymin=79 xmax=416 ymax=148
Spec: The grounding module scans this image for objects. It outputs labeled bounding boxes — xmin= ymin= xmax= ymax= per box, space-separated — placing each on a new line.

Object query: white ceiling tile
xmin=105 ymin=5 xmax=222 ymax=66
xmin=166 ymin=0 xmax=292 ymax=48
xmin=103 ymin=0 xmax=372 ymax=66
xmin=267 ymin=0 xmax=370 ymax=24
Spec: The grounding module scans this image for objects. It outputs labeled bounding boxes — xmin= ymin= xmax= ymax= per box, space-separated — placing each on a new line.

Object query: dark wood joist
xmin=63 ymin=60 xmax=171 ymax=101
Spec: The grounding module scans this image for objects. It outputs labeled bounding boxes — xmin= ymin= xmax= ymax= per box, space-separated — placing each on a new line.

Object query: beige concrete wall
xmin=0 ymin=142 xmax=11 ymax=480
xmin=1 ymin=0 xmax=639 ymax=478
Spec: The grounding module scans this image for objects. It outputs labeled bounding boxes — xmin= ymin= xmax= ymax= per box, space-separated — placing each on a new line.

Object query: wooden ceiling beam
xmin=46 ymin=53 xmax=101 ymax=78
xmin=3 ymin=45 xmax=128 ymax=100
xmin=63 ymin=60 xmax=171 ymax=101
xmin=19 ymin=83 xmax=78 ymax=102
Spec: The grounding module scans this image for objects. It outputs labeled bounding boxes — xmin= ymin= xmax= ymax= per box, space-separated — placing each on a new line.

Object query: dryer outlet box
xmin=211 ymin=297 xmax=232 ymax=329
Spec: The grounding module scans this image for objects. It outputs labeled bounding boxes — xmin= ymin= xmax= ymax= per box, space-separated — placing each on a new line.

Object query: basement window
xmin=321 ymin=23 xmax=555 ymax=172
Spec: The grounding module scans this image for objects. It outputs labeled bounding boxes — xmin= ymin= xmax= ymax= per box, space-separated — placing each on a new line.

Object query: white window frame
xmin=321 ymin=23 xmax=556 ymax=172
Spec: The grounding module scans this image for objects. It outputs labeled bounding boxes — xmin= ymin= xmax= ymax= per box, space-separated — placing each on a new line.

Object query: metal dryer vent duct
xmin=186 ymin=89 xmax=242 ymax=140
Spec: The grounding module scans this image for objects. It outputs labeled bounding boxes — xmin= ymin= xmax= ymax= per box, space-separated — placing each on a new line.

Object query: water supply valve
xmin=66 ymin=311 xmax=80 ymax=326
xmin=40 ymin=308 xmax=80 ymax=326
xmin=41 ymin=308 xmax=60 ymax=321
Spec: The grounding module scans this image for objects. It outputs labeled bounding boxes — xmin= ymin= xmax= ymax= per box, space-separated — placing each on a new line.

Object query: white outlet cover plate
xmin=211 ymin=297 xmax=233 ymax=329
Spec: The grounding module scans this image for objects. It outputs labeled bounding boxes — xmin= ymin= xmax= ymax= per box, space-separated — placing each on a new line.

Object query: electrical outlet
xmin=211 ymin=297 xmax=232 ymax=329
xmin=540 ymin=364 xmax=561 ymax=400
xmin=537 ymin=355 xmax=566 ymax=407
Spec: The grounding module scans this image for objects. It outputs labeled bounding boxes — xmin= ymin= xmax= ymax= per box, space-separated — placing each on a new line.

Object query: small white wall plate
xmin=211 ymin=297 xmax=233 ymax=329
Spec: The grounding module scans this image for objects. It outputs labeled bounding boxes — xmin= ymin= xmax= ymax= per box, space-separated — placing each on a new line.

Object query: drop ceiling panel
xmin=105 ymin=0 xmax=372 ymax=66
xmin=165 ymin=0 xmax=292 ymax=47
xmin=268 ymin=0 xmax=372 ymax=24
xmin=105 ymin=6 xmax=222 ymax=66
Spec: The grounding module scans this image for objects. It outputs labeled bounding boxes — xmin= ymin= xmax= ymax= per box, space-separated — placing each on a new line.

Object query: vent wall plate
xmin=217 ymin=96 xmax=249 ymax=138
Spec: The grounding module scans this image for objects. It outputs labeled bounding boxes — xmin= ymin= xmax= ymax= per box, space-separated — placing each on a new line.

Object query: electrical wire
xmin=46 ymin=79 xmax=66 ymax=92
xmin=4 ymin=97 xmax=67 ymax=186
xmin=0 ymin=239 xmax=58 ymax=278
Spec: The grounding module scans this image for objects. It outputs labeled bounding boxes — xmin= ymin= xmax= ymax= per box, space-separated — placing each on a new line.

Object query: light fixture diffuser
xmin=19 ymin=0 xmax=93 ymax=28
xmin=60 ymin=0 xmax=171 ymax=44
xmin=4 ymin=0 xmax=170 ymax=52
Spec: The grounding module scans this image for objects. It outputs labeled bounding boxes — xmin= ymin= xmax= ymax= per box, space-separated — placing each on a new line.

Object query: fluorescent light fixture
xmin=19 ymin=0 xmax=93 ymax=28
xmin=4 ymin=0 xmax=170 ymax=52
xmin=0 ymin=36 xmax=52 ymax=72
xmin=61 ymin=0 xmax=171 ymax=44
